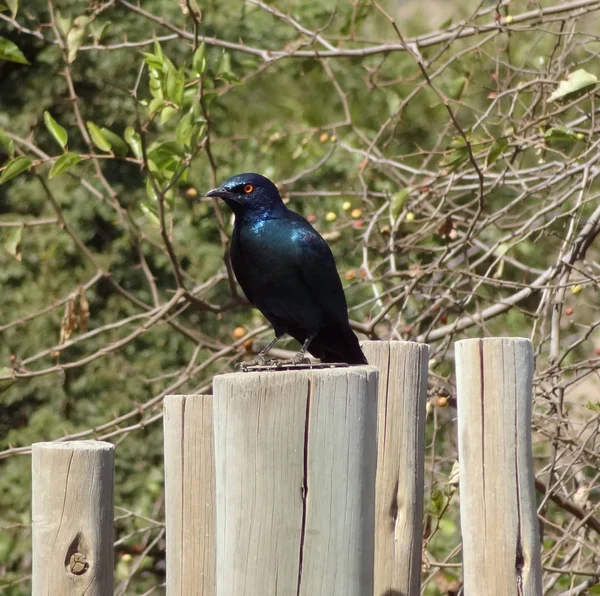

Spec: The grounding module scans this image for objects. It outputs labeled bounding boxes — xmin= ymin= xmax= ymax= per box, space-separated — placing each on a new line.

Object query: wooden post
xmin=163 ymin=394 xmax=215 ymax=596
xmin=212 ymin=365 xmax=378 ymax=596
xmin=32 ymin=440 xmax=114 ymax=596
xmin=362 ymin=341 xmax=429 ymax=596
xmin=456 ymin=338 xmax=543 ymax=596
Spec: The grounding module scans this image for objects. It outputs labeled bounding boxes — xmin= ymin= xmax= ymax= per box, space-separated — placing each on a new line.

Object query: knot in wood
xmin=68 ymin=552 xmax=89 ymax=576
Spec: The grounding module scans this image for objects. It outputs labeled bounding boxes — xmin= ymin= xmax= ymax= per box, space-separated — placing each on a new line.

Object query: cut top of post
xmin=33 ymin=440 xmax=115 ymax=452
xmin=455 ymin=336 xmax=532 ymax=349
xmin=215 ymin=363 xmax=377 ymax=385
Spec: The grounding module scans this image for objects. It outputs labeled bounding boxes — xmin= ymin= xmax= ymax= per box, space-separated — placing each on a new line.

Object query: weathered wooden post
xmin=163 ymin=394 xmax=215 ymax=596
xmin=211 ymin=365 xmax=377 ymax=595
xmin=455 ymin=338 xmax=543 ymax=596
xmin=32 ymin=440 xmax=114 ymax=596
xmin=362 ymin=340 xmax=429 ymax=596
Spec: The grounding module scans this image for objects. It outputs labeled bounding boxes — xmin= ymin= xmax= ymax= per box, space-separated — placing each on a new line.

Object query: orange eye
xmin=243 ymin=184 xmax=254 ymax=194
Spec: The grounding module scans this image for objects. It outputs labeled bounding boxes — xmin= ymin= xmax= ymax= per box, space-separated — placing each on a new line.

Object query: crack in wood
xmin=296 ymin=378 xmax=312 ymax=596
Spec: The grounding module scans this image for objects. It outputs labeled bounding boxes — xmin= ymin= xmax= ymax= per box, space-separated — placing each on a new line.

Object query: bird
xmin=206 ymin=172 xmax=368 ymax=366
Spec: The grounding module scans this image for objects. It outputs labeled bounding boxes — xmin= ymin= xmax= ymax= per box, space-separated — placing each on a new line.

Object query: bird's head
xmin=205 ymin=173 xmax=284 ymax=217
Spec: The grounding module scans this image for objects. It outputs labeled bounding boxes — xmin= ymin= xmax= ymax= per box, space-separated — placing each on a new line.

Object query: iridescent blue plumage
xmin=206 ymin=173 xmax=367 ymax=365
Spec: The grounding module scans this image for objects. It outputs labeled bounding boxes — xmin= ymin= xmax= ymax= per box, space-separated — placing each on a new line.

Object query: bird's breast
xmin=238 ymin=219 xmax=295 ymax=262
xmin=232 ymin=218 xmax=306 ymax=298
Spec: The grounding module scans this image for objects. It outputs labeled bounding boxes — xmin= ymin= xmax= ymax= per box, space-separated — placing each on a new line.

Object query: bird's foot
xmin=235 ymin=355 xmax=276 ymax=371
xmin=285 ymin=354 xmax=311 ymax=366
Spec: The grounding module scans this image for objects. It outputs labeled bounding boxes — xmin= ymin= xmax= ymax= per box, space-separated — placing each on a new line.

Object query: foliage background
xmin=0 ymin=0 xmax=599 ymax=593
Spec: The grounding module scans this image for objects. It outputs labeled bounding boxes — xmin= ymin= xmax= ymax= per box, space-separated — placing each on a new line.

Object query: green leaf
xmin=439 ymin=136 xmax=468 ymax=170
xmin=0 ymin=367 xmax=15 ymax=388
xmin=0 ymin=156 xmax=32 ymax=184
xmin=148 ymin=97 xmax=164 ymax=116
xmin=430 ymin=488 xmax=445 ymax=517
xmin=124 ymin=127 xmax=142 ymax=160
xmin=165 ymin=64 xmax=185 ymax=106
xmin=549 ymin=69 xmax=598 ymax=102
xmin=142 ymin=52 xmax=164 ymax=71
xmin=192 ymin=42 xmax=206 ymax=76
xmin=544 ymin=126 xmax=584 ymax=144
xmin=444 ymin=75 xmax=466 ymax=100
xmin=153 ymin=39 xmax=163 ymax=63
xmin=66 ymin=16 xmax=90 ymax=63
xmin=89 ymin=20 xmax=110 ymax=43
xmin=485 ymin=138 xmax=508 ymax=168
xmin=215 ymin=52 xmax=240 ymax=84
xmin=185 ymin=0 xmax=201 ymax=16
xmin=0 ymin=128 xmax=14 ymax=156
xmin=148 ymin=140 xmax=185 ymax=163
xmin=0 ymin=36 xmax=29 ymax=64
xmin=145 ymin=175 xmax=158 ymax=200
xmin=4 ymin=225 xmax=21 ymax=260
xmin=190 ymin=122 xmax=205 ymax=149
xmin=55 ymin=10 xmax=71 ymax=36
xmin=163 ymin=187 xmax=176 ymax=207
xmin=340 ymin=0 xmax=369 ymax=36
xmin=176 ymin=110 xmax=194 ymax=147
xmin=390 ymin=187 xmax=411 ymax=219
xmin=141 ymin=201 xmax=160 ymax=228
xmin=49 ymin=152 xmax=82 ymax=178
xmin=6 ymin=0 xmax=18 ymax=18
xmin=86 ymin=121 xmax=111 ymax=152
xmin=202 ymin=90 xmax=219 ymax=109
xmin=160 ymin=106 xmax=178 ymax=125
xmin=43 ymin=111 xmax=68 ymax=149
xmin=148 ymin=72 xmax=163 ymax=100
xmin=100 ymin=128 xmax=128 ymax=156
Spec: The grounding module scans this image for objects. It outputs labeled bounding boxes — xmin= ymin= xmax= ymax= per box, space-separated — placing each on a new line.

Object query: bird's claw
xmin=286 ymin=355 xmax=311 ymax=366
xmin=235 ymin=355 xmax=276 ymax=371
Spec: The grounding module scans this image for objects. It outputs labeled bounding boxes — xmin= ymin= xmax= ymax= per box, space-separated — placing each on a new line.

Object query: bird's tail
xmin=309 ymin=326 xmax=368 ymax=365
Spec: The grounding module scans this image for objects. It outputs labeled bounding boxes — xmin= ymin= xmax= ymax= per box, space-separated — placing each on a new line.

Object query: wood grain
xmin=164 ymin=394 xmax=215 ymax=596
xmin=363 ymin=340 xmax=429 ymax=596
xmin=212 ymin=365 xmax=378 ymax=596
xmin=32 ymin=440 xmax=114 ymax=596
xmin=456 ymin=337 xmax=542 ymax=596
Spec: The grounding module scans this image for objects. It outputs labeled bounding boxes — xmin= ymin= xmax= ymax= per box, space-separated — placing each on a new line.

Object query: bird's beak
xmin=205 ymin=187 xmax=235 ymax=200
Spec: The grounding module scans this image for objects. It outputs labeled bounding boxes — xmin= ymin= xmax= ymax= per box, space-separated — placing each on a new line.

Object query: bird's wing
xmin=288 ymin=214 xmax=350 ymax=327
xmin=230 ymin=224 xmax=255 ymax=304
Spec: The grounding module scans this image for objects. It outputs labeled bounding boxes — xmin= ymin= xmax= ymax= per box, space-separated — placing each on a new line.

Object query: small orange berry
xmin=232 ymin=327 xmax=246 ymax=339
